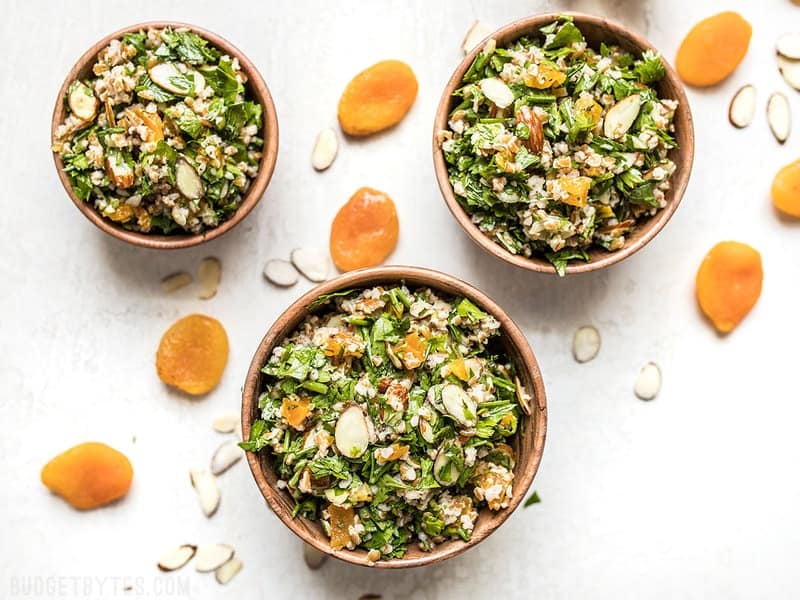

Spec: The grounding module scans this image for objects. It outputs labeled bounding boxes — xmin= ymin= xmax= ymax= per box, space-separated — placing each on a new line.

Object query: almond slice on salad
xmin=161 ymin=271 xmax=193 ymax=293
xmin=479 ymin=77 xmax=514 ymax=109
xmin=148 ymin=63 xmax=191 ymax=96
xmin=603 ymin=94 xmax=641 ymax=139
xmin=105 ymin=153 xmax=134 ymax=189
xmin=334 ymin=405 xmax=370 ymax=458
xmin=777 ymin=54 xmax=800 ymax=91
xmin=418 ymin=417 xmax=435 ymax=444
xmin=441 ymin=384 xmax=477 ymax=427
xmin=197 ymin=257 xmax=221 ymax=300
xmin=212 ymin=413 xmax=240 ymax=434
xmin=157 ymin=544 xmax=197 ymax=572
xmin=634 ymin=362 xmax=662 ymax=401
xmin=433 ymin=444 xmax=462 ymax=486
xmin=194 ymin=544 xmax=235 ymax=572
xmin=290 ymin=247 xmax=330 ymax=282
xmin=514 ymin=375 xmax=532 ymax=416
xmin=311 ymin=128 xmax=338 ymax=171
xmin=210 ymin=441 xmax=243 ymax=475
xmin=777 ymin=32 xmax=800 ymax=60
xmin=728 ymin=84 xmax=757 ymax=129
xmin=176 ymin=158 xmax=204 ymax=199
xmin=189 ymin=469 xmax=220 ymax=517
xmin=767 ymin=92 xmax=791 ymax=143
xmin=303 ymin=544 xmax=328 ymax=570
xmin=215 ymin=557 xmax=243 ymax=584
xmin=462 ymin=22 xmax=496 ymax=54
xmin=68 ymin=81 xmax=99 ymax=121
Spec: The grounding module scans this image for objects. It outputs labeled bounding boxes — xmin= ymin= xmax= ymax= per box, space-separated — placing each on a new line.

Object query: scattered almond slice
xmin=777 ymin=54 xmax=800 ymax=91
xmin=68 ymin=81 xmax=99 ymax=121
xmin=514 ymin=375 xmax=532 ymax=416
xmin=189 ymin=469 xmax=220 ymax=517
xmin=161 ymin=272 xmax=193 ymax=293
xmin=290 ymin=247 xmax=330 ymax=282
xmin=104 ymin=99 xmax=116 ymax=127
xmin=334 ymin=405 xmax=370 ymax=458
xmin=767 ymin=92 xmax=791 ymax=143
xmin=105 ymin=153 xmax=134 ymax=189
xmin=418 ymin=417 xmax=435 ymax=444
xmin=433 ymin=444 xmax=462 ymax=486
xmin=634 ymin=362 xmax=662 ymax=401
xmin=479 ymin=77 xmax=514 ymax=109
xmin=212 ymin=413 xmax=239 ymax=434
xmin=441 ymin=384 xmax=477 ymax=427
xmin=149 ymin=63 xmax=191 ymax=96
xmin=462 ymin=22 xmax=496 ymax=54
xmin=157 ymin=544 xmax=197 ymax=572
xmin=777 ymin=32 xmax=800 ymax=60
xmin=263 ymin=259 xmax=299 ymax=287
xmin=211 ymin=441 xmax=243 ymax=476
xmin=215 ymin=557 xmax=243 ymax=584
xmin=572 ymin=325 xmax=601 ymax=363
xmin=195 ymin=544 xmax=235 ymax=572
xmin=311 ymin=128 xmax=338 ymax=171
xmin=303 ymin=544 xmax=328 ymax=570
xmin=728 ymin=84 xmax=756 ymax=128
xmin=176 ymin=158 xmax=204 ymax=199
xmin=603 ymin=94 xmax=641 ymax=139
xmin=197 ymin=257 xmax=221 ymax=300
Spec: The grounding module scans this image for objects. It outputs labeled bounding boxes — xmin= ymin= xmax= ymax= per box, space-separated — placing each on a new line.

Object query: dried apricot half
xmin=41 ymin=442 xmax=133 ymax=510
xmin=772 ymin=159 xmax=800 ymax=217
xmin=330 ymin=187 xmax=399 ymax=272
xmin=696 ymin=241 xmax=763 ymax=333
xmin=676 ymin=12 xmax=751 ymax=87
xmin=156 ymin=314 xmax=229 ymax=395
xmin=328 ymin=504 xmax=356 ymax=550
xmin=338 ymin=60 xmax=418 ymax=136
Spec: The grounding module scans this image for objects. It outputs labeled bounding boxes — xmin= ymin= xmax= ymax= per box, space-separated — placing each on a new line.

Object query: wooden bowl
xmin=433 ymin=12 xmax=695 ymax=274
xmin=241 ymin=266 xmax=547 ymax=568
xmin=51 ymin=22 xmax=279 ymax=249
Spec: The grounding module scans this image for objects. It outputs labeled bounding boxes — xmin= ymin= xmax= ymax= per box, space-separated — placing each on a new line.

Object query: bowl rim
xmin=241 ymin=265 xmax=548 ymax=568
xmin=50 ymin=20 xmax=279 ymax=249
xmin=432 ymin=11 xmax=695 ymax=275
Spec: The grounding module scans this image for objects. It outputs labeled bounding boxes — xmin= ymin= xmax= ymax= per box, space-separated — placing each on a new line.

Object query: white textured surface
xmin=2 ymin=0 xmax=799 ymax=598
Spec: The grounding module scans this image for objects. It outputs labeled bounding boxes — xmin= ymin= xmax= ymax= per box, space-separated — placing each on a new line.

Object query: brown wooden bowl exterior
xmin=241 ymin=266 xmax=547 ymax=568
xmin=51 ymin=21 xmax=279 ymax=249
xmin=433 ymin=12 xmax=695 ymax=274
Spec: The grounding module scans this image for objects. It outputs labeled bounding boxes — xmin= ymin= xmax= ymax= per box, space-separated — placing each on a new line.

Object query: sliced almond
xmin=175 ymin=158 xmax=204 ymax=199
xmin=215 ymin=557 xmax=243 ymax=584
xmin=105 ymin=154 xmax=134 ymax=189
xmin=767 ymin=92 xmax=791 ymax=143
xmin=603 ymin=94 xmax=641 ymax=139
xmin=777 ymin=32 xmax=800 ymax=60
xmin=311 ymin=128 xmax=338 ymax=171
xmin=157 ymin=544 xmax=197 ymax=572
xmin=418 ymin=417 xmax=435 ymax=444
xmin=303 ymin=544 xmax=328 ymax=570
xmin=462 ymin=21 xmax=496 ymax=54
xmin=572 ymin=325 xmax=601 ymax=363
xmin=777 ymin=54 xmax=800 ymax=91
xmin=385 ymin=341 xmax=403 ymax=369
xmin=68 ymin=81 xmax=99 ymax=121
xmin=212 ymin=413 xmax=240 ymax=434
xmin=104 ymin=98 xmax=116 ymax=127
xmin=189 ymin=469 xmax=220 ymax=517
xmin=161 ymin=271 xmax=193 ymax=293
xmin=516 ymin=106 xmax=544 ymax=153
xmin=441 ymin=384 xmax=477 ymax=427
xmin=514 ymin=375 xmax=532 ymax=416
xmin=479 ymin=77 xmax=514 ymax=109
xmin=728 ymin=84 xmax=757 ymax=129
xmin=197 ymin=257 xmax=221 ymax=300
xmin=634 ymin=362 xmax=662 ymax=401
xmin=263 ymin=259 xmax=299 ymax=287
xmin=290 ymin=247 xmax=330 ymax=283
xmin=148 ymin=63 xmax=190 ymax=95
xmin=433 ymin=444 xmax=462 ymax=486
xmin=211 ymin=440 xmax=243 ymax=475
xmin=334 ymin=405 xmax=370 ymax=458
xmin=194 ymin=544 xmax=235 ymax=572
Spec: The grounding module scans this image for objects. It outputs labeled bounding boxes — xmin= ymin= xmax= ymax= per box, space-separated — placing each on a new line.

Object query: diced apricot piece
xmin=696 ymin=241 xmax=763 ymax=333
xmin=156 ymin=314 xmax=229 ymax=395
xmin=523 ymin=63 xmax=566 ymax=89
xmin=395 ymin=332 xmax=425 ymax=369
xmin=338 ymin=60 xmax=418 ymax=136
xmin=558 ymin=176 xmax=592 ymax=207
xmin=676 ymin=12 xmax=751 ymax=87
xmin=108 ymin=204 xmax=134 ymax=223
xmin=575 ymin=95 xmax=602 ymax=124
xmin=330 ymin=187 xmax=399 ymax=272
xmin=281 ymin=396 xmax=312 ymax=428
xmin=772 ymin=159 xmax=800 ymax=217
xmin=449 ymin=358 xmax=469 ymax=381
xmin=328 ymin=504 xmax=356 ymax=550
xmin=132 ymin=107 xmax=164 ymax=142
xmin=41 ymin=442 xmax=133 ymax=510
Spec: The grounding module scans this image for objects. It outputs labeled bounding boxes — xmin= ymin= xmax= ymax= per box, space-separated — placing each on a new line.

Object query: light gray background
xmin=1 ymin=0 xmax=798 ymax=598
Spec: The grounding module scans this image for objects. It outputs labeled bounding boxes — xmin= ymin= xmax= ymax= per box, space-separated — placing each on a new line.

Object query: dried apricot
xmin=281 ymin=396 xmax=311 ymax=428
xmin=395 ymin=332 xmax=426 ymax=369
xmin=772 ymin=159 xmax=800 ymax=217
xmin=328 ymin=504 xmax=356 ymax=550
xmin=558 ymin=176 xmax=592 ymax=207
xmin=41 ymin=442 xmax=133 ymax=510
xmin=156 ymin=314 xmax=229 ymax=395
xmin=330 ymin=187 xmax=399 ymax=271
xmin=676 ymin=12 xmax=751 ymax=87
xmin=523 ymin=62 xmax=566 ymax=89
xmin=696 ymin=241 xmax=763 ymax=333
xmin=337 ymin=60 xmax=418 ymax=136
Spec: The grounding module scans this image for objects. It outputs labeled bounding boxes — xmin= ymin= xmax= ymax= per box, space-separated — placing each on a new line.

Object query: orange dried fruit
xmin=156 ymin=314 xmax=229 ymax=395
xmin=696 ymin=241 xmax=763 ymax=333
xmin=771 ymin=159 xmax=800 ymax=217
xmin=395 ymin=332 xmax=426 ymax=369
xmin=676 ymin=12 xmax=752 ymax=87
xmin=337 ymin=60 xmax=418 ymax=136
xmin=330 ymin=187 xmax=399 ymax=272
xmin=281 ymin=396 xmax=312 ymax=428
xmin=558 ymin=176 xmax=592 ymax=207
xmin=328 ymin=504 xmax=356 ymax=550
xmin=523 ymin=62 xmax=566 ymax=89
xmin=574 ymin=95 xmax=602 ymax=124
xmin=41 ymin=442 xmax=133 ymax=510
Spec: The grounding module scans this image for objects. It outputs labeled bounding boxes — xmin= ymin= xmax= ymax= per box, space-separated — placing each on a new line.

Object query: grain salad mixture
xmin=438 ymin=16 xmax=679 ymax=275
xmin=52 ymin=27 xmax=264 ymax=234
xmin=241 ymin=285 xmax=532 ymax=561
